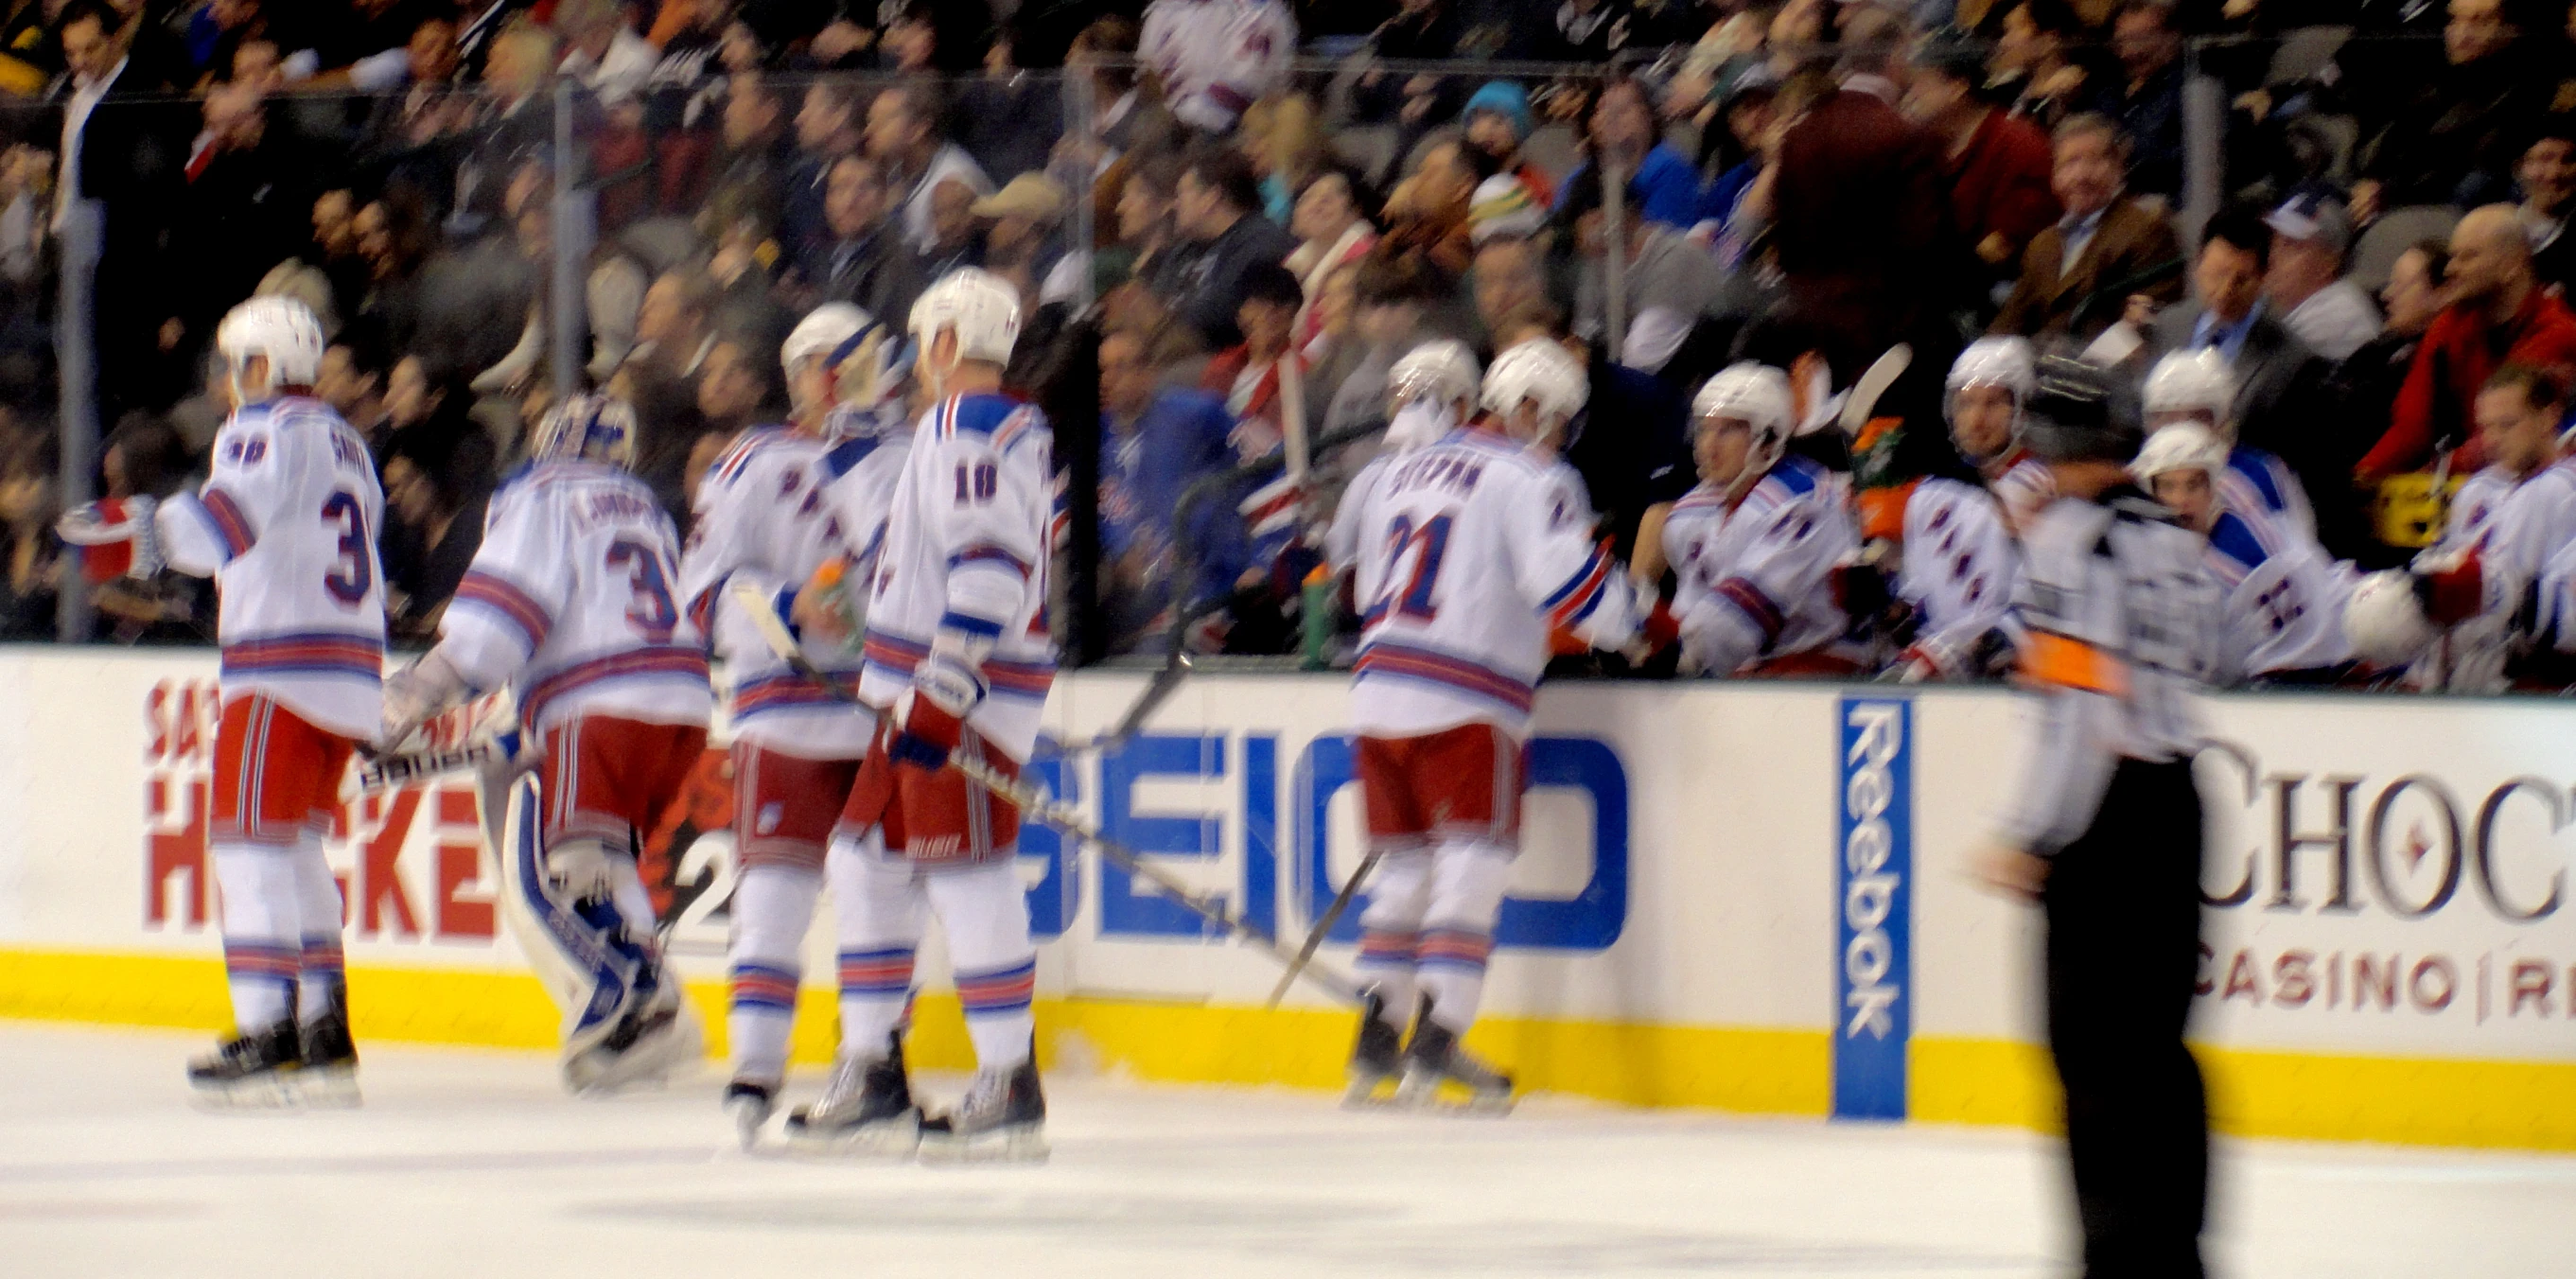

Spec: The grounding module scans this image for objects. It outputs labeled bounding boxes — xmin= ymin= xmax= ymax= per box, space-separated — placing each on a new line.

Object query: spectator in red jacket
xmin=1904 ymin=30 xmax=2059 ymax=297
xmin=2357 ymin=205 xmax=2576 ymax=483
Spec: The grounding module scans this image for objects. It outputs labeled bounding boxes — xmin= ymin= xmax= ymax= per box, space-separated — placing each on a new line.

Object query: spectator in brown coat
xmin=1991 ymin=114 xmax=2184 ymax=342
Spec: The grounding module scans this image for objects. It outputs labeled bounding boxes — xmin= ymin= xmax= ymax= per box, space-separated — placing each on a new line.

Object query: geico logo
xmin=2199 ymin=742 xmax=2568 ymax=923
xmin=2196 ymin=944 xmax=2576 ymax=1020
xmin=1842 ymin=702 xmax=1902 ymax=1040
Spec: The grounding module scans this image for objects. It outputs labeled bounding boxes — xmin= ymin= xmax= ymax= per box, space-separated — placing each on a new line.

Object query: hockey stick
xmin=1836 ymin=342 xmax=1912 ymax=438
xmin=726 ymin=583 xmax=1363 ymax=1005
xmin=1263 ymin=849 xmax=1379 ymax=1008
xmin=354 ymin=740 xmax=502 ymax=795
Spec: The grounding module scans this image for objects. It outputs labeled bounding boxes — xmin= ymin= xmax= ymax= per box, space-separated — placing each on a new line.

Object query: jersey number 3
xmin=607 ymin=538 xmax=679 ymax=641
xmin=321 ymin=491 xmax=372 ymax=605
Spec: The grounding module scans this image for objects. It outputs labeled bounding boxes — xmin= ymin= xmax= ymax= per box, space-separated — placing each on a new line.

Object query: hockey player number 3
xmin=1377 ymin=513 xmax=1454 ymax=622
xmin=321 ymin=490 xmax=371 ymax=604
xmin=605 ymin=537 xmax=679 ymax=640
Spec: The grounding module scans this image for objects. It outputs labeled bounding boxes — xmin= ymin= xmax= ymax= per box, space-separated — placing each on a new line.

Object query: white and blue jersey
xmin=857 ymin=393 xmax=1058 ymax=762
xmin=435 ymin=461 xmax=711 ymax=731
xmin=1326 ymin=429 xmax=1638 ymax=738
xmin=1661 ymin=455 xmax=1862 ymax=676
xmin=2201 ymin=506 xmax=2355 ymax=680
xmin=2220 ymin=445 xmax=2316 ymax=545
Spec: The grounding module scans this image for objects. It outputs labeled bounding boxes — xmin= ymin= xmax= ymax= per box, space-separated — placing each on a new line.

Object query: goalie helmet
xmin=217 ymin=295 xmax=325 ymax=396
xmin=1388 ymin=340 xmax=1480 ymax=414
xmin=1481 ymin=337 xmax=1587 ymax=447
xmin=2129 ymin=421 xmax=2228 ymax=482
xmin=528 ymin=394 xmax=640 ymax=469
xmin=782 ymin=303 xmax=871 ymax=377
xmin=909 ymin=267 xmax=1023 ymax=369
xmin=1943 ymin=336 xmax=2035 ymax=462
xmin=2143 ymin=348 xmax=2235 ymax=428
xmin=2344 ymin=569 xmax=2437 ymax=667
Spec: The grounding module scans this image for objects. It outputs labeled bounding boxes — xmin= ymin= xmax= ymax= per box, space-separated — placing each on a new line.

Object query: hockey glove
xmin=544 ymin=838 xmax=619 ymax=903
xmin=891 ymin=629 xmax=989 ymax=769
xmin=379 ymin=652 xmax=470 ymax=751
xmin=57 ymin=495 xmax=162 ymax=580
xmin=2412 ymin=548 xmax=2486 ymax=627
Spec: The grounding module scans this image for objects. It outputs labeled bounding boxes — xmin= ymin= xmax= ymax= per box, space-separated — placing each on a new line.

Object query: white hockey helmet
xmin=782 ymin=302 xmax=870 ymax=378
xmin=1481 ymin=337 xmax=1588 ymax=446
xmin=1388 ymin=339 xmax=1481 ymax=414
xmin=2143 ymin=348 xmax=2236 ymax=427
xmin=1692 ymin=361 xmax=1795 ymax=443
xmin=217 ymin=294 xmax=325 ymax=396
xmin=2344 ymin=569 xmax=2438 ymax=667
xmin=909 ymin=266 xmax=1023 ymax=370
xmin=1944 ymin=335 xmax=2035 ymax=460
xmin=2129 ymin=421 xmax=2229 ymax=483
xmin=528 ymin=393 xmax=640 ymax=469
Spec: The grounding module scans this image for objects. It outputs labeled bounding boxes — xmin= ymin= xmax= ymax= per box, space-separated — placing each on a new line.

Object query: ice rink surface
xmin=4 ymin=1025 xmax=2570 ymax=1278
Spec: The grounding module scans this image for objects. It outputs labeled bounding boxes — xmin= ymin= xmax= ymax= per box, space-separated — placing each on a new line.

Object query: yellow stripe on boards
xmin=7 ymin=947 xmax=2571 ymax=1150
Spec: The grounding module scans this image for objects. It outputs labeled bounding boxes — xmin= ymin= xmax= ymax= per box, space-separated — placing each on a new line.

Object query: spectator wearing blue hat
xmin=1462 ymin=80 xmax=1557 ymax=209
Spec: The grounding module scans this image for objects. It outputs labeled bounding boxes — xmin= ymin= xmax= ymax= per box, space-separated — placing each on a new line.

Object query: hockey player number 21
xmin=605 ymin=538 xmax=679 ymax=641
xmin=321 ymin=491 xmax=372 ymax=604
xmin=1378 ymin=513 xmax=1454 ymax=621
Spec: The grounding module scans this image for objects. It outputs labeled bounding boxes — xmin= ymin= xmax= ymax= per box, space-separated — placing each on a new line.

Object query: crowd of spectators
xmin=0 ymin=0 xmax=2571 ymax=690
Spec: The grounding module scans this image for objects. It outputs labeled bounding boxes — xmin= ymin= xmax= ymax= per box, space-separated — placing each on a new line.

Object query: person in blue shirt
xmin=1555 ymin=79 xmax=1704 ymax=232
xmin=1095 ymin=328 xmax=1252 ymax=653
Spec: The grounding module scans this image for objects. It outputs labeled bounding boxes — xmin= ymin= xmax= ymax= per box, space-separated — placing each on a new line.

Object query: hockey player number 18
xmin=321 ymin=490 xmax=372 ymax=604
xmin=1377 ymin=513 xmax=1454 ymax=622
xmin=955 ymin=462 xmax=999 ymax=504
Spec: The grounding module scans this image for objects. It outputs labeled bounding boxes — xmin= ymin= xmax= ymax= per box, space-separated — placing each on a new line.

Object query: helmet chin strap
xmin=227 ymin=359 xmax=276 ymax=407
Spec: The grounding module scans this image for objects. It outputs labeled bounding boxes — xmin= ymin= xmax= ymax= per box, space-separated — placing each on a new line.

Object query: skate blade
xmin=566 ymin=1031 xmax=698 ymax=1097
xmin=783 ymin=1114 xmax=924 ymax=1159
xmin=188 ymin=1074 xmax=300 ymax=1111
xmin=726 ymin=1096 xmax=775 ymax=1150
xmin=917 ymin=1123 xmax=1049 ymax=1165
xmin=1341 ymin=1074 xmax=1401 ymax=1110
xmin=1393 ymin=1074 xmax=1516 ymax=1116
xmin=293 ymin=1066 xmax=363 ymax=1109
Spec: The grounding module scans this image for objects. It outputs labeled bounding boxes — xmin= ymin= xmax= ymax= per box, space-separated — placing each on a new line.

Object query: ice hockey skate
xmin=724 ymin=1078 xmax=778 ymax=1149
xmin=1396 ymin=1011 xmax=1515 ymax=1115
xmin=562 ymin=976 xmax=699 ymax=1097
xmin=295 ymin=997 xmax=362 ymax=1109
xmin=918 ymin=1058 xmax=1047 ymax=1164
xmin=784 ymin=1035 xmax=921 ymax=1157
xmin=1343 ymin=989 xmax=1406 ymax=1109
xmin=186 ymin=1023 xmax=302 ymax=1109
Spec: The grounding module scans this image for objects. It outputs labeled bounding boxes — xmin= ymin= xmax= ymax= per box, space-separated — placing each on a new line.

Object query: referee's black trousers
xmin=2042 ymin=757 xmax=2209 ymax=1279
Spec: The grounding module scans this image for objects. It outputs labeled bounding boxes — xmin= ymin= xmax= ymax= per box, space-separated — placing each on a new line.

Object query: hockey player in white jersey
xmin=674 ymin=303 xmax=882 ymax=1140
xmin=1322 ymin=340 xmax=1482 ymax=576
xmin=1660 ymin=362 xmax=1866 ymax=677
xmin=62 ymin=296 xmax=384 ymax=1102
xmin=2349 ymin=364 xmax=2576 ymax=690
xmin=2131 ymin=422 xmax=2357 ymax=683
xmin=1943 ymin=336 xmax=2057 ymax=535
xmin=1324 ymin=336 xmax=1641 ymax=1110
xmin=2142 ymin=349 xmax=2316 ymax=543
xmin=1888 ymin=340 xmax=2032 ymax=681
xmin=1139 ymin=0 xmax=1293 ymax=133
xmin=807 ymin=268 xmax=1057 ymax=1160
xmin=380 ymin=394 xmax=714 ymax=1094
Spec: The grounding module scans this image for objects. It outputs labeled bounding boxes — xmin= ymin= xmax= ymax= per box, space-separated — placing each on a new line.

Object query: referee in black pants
xmin=1977 ymin=358 xmax=2224 ymax=1279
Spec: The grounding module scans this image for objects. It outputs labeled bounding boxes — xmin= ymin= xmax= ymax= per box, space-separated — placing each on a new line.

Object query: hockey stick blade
xmin=727 ymin=584 xmax=1360 ymax=1005
xmin=1265 ymin=849 xmax=1380 ymax=1008
xmin=1837 ymin=343 xmax=1913 ymax=437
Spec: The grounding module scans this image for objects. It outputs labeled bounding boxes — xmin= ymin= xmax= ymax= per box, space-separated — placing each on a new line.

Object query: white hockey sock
xmin=292 ymin=837 xmax=345 ymax=1025
xmin=608 ymin=854 xmax=657 ymax=942
xmin=212 ymin=841 xmax=301 ymax=1032
xmin=1355 ymin=849 xmax=1431 ymax=1027
xmin=828 ymin=832 xmax=924 ymax=1061
xmin=726 ymin=865 xmax=820 ymax=1085
xmin=930 ymin=860 xmax=1038 ymax=1071
xmin=1415 ymin=841 xmax=1514 ymax=1033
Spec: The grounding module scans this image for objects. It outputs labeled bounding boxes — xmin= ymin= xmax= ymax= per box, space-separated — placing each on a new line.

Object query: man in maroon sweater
xmin=2357 ymin=204 xmax=2576 ymax=483
xmin=1904 ymin=31 xmax=2059 ymax=298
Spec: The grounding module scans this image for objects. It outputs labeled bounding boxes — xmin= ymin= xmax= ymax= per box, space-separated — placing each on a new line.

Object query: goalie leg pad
xmin=727 ymin=864 xmax=821 ymax=1086
xmin=827 ymin=828 xmax=929 ymax=1060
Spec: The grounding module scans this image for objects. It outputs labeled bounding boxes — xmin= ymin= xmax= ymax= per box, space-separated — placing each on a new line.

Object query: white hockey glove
xmin=545 ymin=838 xmax=619 ymax=903
xmin=379 ymin=651 xmax=471 ymax=750
xmin=890 ymin=628 xmax=990 ymax=768
xmin=56 ymin=495 xmax=162 ymax=578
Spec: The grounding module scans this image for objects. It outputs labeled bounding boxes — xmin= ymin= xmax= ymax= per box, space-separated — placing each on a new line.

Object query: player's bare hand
xmin=1971 ymin=842 xmax=2050 ymax=902
xmin=792 ymin=581 xmax=850 ymax=643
